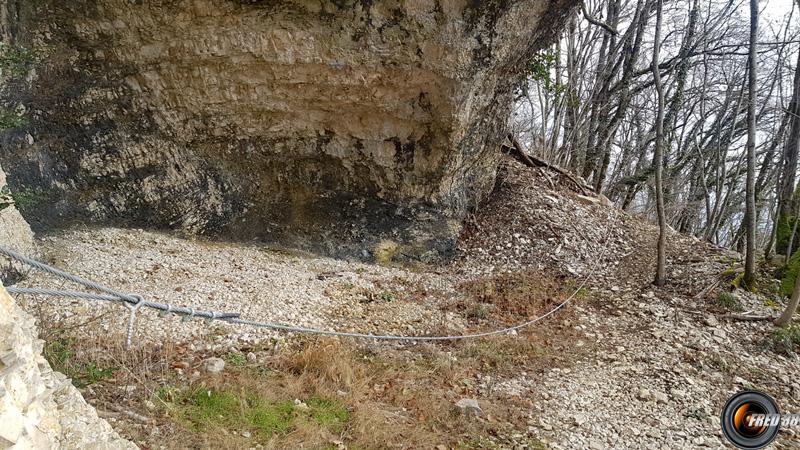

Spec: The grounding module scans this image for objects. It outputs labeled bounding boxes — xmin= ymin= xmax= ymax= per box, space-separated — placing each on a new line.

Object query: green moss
xmin=780 ymin=249 xmax=800 ymax=296
xmin=247 ymin=398 xmax=295 ymax=435
xmin=306 ymin=396 xmax=349 ymax=431
xmin=160 ymin=388 xmax=350 ymax=439
xmin=187 ymin=390 xmax=240 ymax=426
xmin=775 ymin=186 xmax=800 ymax=255
xmin=776 ymin=213 xmax=795 ymax=255
xmin=719 ymin=266 xmax=740 ymax=277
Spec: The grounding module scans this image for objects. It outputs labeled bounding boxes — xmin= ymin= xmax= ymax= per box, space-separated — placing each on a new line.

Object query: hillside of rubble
xmin=2 ymin=157 xmax=797 ymax=449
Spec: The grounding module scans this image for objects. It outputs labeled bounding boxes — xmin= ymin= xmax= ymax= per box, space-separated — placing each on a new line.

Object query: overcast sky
xmin=763 ymin=0 xmax=795 ymax=21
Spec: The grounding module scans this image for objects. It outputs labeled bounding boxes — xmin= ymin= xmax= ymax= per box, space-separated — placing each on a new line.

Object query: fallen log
xmin=719 ymin=313 xmax=776 ymax=322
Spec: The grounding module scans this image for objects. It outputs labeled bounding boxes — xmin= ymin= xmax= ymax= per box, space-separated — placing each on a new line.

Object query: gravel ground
xmin=8 ymin=158 xmax=800 ymax=449
xmin=524 ymin=287 xmax=800 ymax=450
xmin=16 ymin=227 xmax=465 ymax=349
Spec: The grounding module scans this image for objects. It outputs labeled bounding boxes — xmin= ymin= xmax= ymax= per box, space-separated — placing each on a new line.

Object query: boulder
xmin=201 ymin=357 xmax=225 ymax=374
xmin=0 ymin=163 xmax=35 ymax=284
xmin=0 ymin=282 xmax=137 ymax=449
xmin=455 ymin=398 xmax=482 ymax=417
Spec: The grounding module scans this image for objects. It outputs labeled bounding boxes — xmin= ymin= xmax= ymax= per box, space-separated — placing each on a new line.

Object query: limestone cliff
xmin=0 ymin=163 xmax=35 ymax=284
xmin=0 ymin=283 xmax=138 ymax=449
xmin=0 ymin=0 xmax=575 ymax=262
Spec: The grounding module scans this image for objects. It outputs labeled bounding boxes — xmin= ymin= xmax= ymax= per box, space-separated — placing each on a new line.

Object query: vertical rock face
xmin=0 ymin=0 xmax=575 ymax=261
xmin=0 ymin=163 xmax=35 ymax=285
xmin=0 ymin=283 xmax=138 ymax=449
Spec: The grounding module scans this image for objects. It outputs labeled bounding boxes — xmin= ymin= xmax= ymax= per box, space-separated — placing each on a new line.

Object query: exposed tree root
xmin=501 ymin=134 xmax=593 ymax=196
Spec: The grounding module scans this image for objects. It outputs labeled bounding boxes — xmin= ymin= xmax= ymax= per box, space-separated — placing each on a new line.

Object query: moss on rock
xmin=780 ymin=249 xmax=800 ymax=296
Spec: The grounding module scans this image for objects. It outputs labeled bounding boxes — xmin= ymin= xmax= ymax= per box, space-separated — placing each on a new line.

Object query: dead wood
xmin=502 ymin=134 xmax=592 ymax=196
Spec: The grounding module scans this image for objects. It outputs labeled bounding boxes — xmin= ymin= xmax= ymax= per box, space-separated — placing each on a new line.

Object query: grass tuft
xmin=307 ymin=396 xmax=349 ymax=431
xmin=43 ymin=337 xmax=117 ymax=388
xmin=467 ymin=303 xmax=489 ymax=320
xmin=160 ymin=387 xmax=349 ymax=440
xmin=224 ymin=351 xmax=247 ymax=367
xmin=188 ymin=389 xmax=240 ymax=426
xmin=714 ymin=291 xmax=743 ymax=312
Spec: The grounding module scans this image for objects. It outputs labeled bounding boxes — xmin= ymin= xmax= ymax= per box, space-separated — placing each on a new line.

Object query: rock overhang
xmin=0 ymin=0 xmax=577 ymax=262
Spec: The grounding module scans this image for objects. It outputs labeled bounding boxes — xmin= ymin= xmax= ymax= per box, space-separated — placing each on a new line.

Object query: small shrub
xmin=763 ymin=298 xmax=781 ymax=309
xmin=373 ymin=240 xmax=399 ymax=265
xmin=74 ymin=362 xmax=117 ymax=388
xmin=0 ymin=43 xmax=35 ymax=77
xmin=378 ymin=290 xmax=395 ymax=302
xmin=10 ymin=186 xmax=51 ymax=209
xmin=768 ymin=324 xmax=800 ymax=355
xmin=360 ymin=288 xmax=397 ymax=303
xmin=715 ymin=291 xmax=743 ymax=312
xmin=467 ymin=303 xmax=489 ymax=320
xmin=156 ymin=385 xmax=181 ymax=403
xmin=0 ymin=110 xmax=25 ymax=130
xmin=44 ymin=337 xmax=74 ymax=368
xmin=43 ymin=337 xmax=116 ymax=387
xmin=0 ymin=185 xmax=13 ymax=211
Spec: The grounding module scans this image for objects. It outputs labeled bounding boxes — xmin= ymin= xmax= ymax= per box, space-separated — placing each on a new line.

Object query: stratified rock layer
xmin=0 ymin=0 xmax=574 ymax=261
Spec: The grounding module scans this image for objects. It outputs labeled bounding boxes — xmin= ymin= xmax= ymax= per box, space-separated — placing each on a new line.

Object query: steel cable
xmin=1 ymin=213 xmax=616 ymax=342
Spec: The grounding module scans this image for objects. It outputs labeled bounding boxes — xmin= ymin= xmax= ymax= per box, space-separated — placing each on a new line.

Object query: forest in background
xmin=515 ymin=0 xmax=795 ymax=250
xmin=512 ymin=0 xmax=800 ymax=322
xmin=513 ymin=0 xmax=800 ymax=322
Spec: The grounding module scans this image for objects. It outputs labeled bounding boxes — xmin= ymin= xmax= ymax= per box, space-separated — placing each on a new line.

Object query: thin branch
xmin=581 ymin=0 xmax=619 ymax=36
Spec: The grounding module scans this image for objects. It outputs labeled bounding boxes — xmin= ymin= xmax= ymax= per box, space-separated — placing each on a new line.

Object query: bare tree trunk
xmin=744 ymin=0 xmax=758 ymax=288
xmin=786 ymin=217 xmax=799 ymax=265
xmin=775 ymin=0 xmax=800 ymax=327
xmin=776 ymin=48 xmax=800 ymax=255
xmin=652 ymin=0 xmax=666 ymax=286
xmin=777 ymin=268 xmax=800 ymax=326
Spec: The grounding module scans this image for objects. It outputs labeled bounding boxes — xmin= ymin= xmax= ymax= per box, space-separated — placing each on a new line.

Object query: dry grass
xmin=455 ymin=270 xmax=573 ymax=324
xmin=23 ymin=267 xmax=585 ymax=449
xmin=31 ymin=325 xmax=573 ymax=449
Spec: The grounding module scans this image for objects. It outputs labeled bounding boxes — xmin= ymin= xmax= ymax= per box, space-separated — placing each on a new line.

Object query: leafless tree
xmin=652 ymin=0 xmax=667 ymax=286
xmin=743 ymin=0 xmax=758 ymax=288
